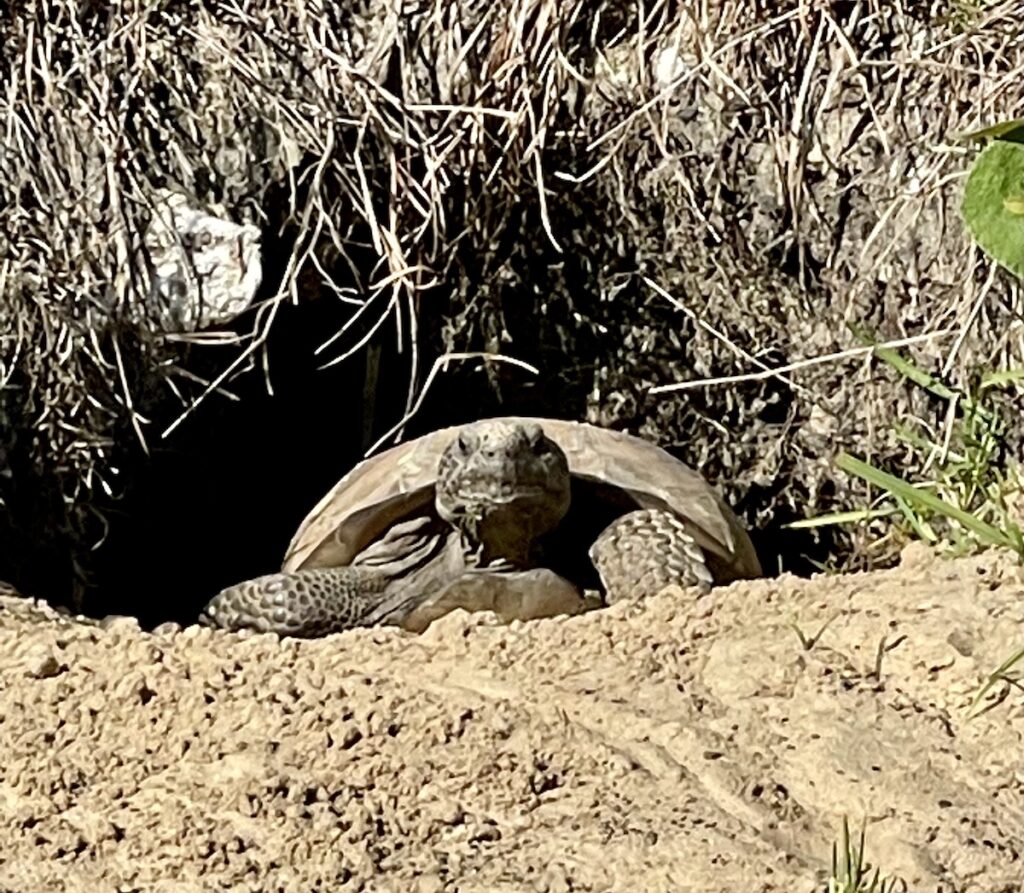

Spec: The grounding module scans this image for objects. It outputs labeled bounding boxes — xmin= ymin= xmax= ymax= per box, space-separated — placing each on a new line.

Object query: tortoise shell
xmin=282 ymin=417 xmax=761 ymax=584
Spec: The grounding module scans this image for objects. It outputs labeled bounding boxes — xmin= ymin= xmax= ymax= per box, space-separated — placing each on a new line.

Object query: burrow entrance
xmin=0 ymin=300 xmax=831 ymax=629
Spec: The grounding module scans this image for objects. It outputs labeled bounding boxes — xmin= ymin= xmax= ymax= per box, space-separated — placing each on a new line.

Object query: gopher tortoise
xmin=200 ymin=417 xmax=760 ymax=637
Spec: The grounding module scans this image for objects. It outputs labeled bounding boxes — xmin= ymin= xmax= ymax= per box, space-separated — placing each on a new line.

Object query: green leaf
xmin=956 ymin=117 xmax=1024 ymax=143
xmin=962 ymin=140 xmax=1024 ymax=278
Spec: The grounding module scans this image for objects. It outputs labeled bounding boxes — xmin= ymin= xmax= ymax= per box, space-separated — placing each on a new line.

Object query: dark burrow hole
xmin=0 ymin=302 xmax=832 ymax=630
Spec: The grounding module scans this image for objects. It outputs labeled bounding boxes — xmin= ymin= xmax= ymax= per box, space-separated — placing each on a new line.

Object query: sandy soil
xmin=0 ymin=545 xmax=1021 ymax=892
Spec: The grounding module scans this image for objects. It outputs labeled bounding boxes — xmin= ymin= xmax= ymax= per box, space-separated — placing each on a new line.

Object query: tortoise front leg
xmin=202 ymin=516 xmax=451 ymax=637
xmin=199 ymin=566 xmax=390 ymax=637
xmin=588 ymin=508 xmax=714 ymax=604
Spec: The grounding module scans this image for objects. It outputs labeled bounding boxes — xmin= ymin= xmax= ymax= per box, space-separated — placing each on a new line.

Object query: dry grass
xmin=1 ymin=1 xmax=1022 ymax=596
xmin=565 ymin=0 xmax=1024 ymax=566
xmin=1 ymin=0 xmax=590 ymax=427
xmin=0 ymin=0 xmax=595 ymax=595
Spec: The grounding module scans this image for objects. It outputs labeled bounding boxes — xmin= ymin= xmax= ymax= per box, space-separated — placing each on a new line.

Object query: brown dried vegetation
xmin=1 ymin=1 xmax=1022 ymax=601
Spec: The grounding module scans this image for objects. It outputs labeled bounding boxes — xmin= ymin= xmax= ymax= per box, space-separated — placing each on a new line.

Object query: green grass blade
xmin=891 ymin=423 xmax=949 ymax=458
xmin=872 ymin=345 xmax=959 ymax=401
xmin=955 ymin=117 xmax=1024 ymax=143
xmin=969 ymin=645 xmax=1024 ymax=718
xmin=980 ymin=368 xmax=1024 ymax=390
xmin=893 ymin=494 xmax=938 ymax=543
xmin=784 ymin=508 xmax=897 ymax=530
xmin=837 ymin=453 xmax=1021 ymax=554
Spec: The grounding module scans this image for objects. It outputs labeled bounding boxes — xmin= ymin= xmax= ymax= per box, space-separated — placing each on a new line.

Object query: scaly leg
xmin=199 ymin=566 xmax=390 ymax=637
xmin=588 ymin=508 xmax=713 ymax=604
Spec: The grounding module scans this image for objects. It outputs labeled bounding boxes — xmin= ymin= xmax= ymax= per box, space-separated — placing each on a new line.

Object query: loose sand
xmin=0 ymin=545 xmax=1021 ymax=892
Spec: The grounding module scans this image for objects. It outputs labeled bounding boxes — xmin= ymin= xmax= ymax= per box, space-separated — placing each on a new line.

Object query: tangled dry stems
xmin=0 ymin=0 xmax=593 ymax=593
xmin=0 ymin=1 xmax=1022 ymax=597
xmin=571 ymin=0 xmax=1023 ymax=563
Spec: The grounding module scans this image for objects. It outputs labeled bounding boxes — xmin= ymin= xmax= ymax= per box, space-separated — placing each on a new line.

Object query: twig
xmin=365 ymin=352 xmax=539 ymax=457
xmin=650 ymin=330 xmax=956 ymax=394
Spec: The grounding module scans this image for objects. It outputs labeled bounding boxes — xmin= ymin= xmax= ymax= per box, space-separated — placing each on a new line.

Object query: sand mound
xmin=0 ymin=547 xmax=1021 ymax=891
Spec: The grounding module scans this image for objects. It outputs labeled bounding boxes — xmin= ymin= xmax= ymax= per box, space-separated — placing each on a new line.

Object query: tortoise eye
xmin=456 ymin=432 xmax=472 ymax=453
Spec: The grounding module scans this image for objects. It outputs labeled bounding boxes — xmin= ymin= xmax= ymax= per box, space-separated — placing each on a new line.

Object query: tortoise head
xmin=435 ymin=419 xmax=571 ymax=563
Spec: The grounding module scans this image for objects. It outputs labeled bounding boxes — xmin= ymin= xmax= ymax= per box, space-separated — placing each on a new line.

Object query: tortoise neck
xmin=458 ymin=521 xmax=534 ymax=568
